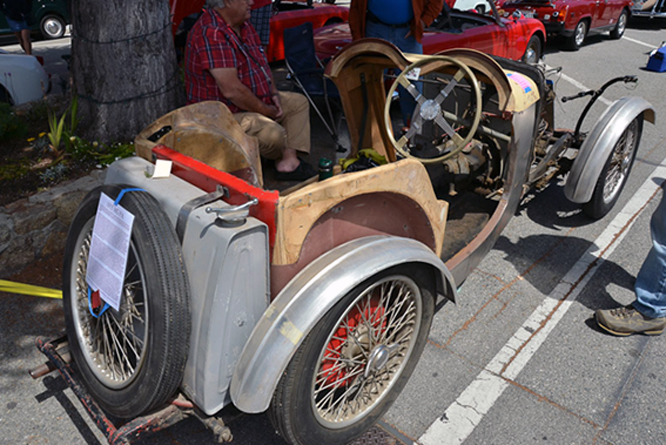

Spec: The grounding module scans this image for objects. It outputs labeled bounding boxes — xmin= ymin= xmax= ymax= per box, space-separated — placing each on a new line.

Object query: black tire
xmin=583 ymin=117 xmax=642 ymax=219
xmin=268 ymin=265 xmax=435 ymax=445
xmin=62 ymin=184 xmax=191 ymax=418
xmin=522 ymin=35 xmax=542 ymax=64
xmin=40 ymin=14 xmax=66 ymax=39
xmin=610 ymin=10 xmax=628 ymax=39
xmin=0 ymin=86 xmax=13 ymax=105
xmin=324 ymin=17 xmax=343 ymax=27
xmin=565 ymin=20 xmax=587 ymax=50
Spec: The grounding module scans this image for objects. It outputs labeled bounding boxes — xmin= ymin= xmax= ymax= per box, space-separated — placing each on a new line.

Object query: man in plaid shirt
xmin=185 ymin=0 xmax=316 ymax=181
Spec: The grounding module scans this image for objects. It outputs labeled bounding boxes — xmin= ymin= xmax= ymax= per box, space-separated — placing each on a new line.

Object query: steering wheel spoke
xmin=384 ymin=55 xmax=482 ymax=164
xmin=436 ymin=68 xmax=467 ymax=104
xmin=434 ymin=115 xmax=457 ymax=139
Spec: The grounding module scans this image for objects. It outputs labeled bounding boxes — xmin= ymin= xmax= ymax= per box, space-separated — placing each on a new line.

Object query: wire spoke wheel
xmin=63 ymin=185 xmax=190 ymax=418
xmin=269 ymin=265 xmax=434 ymax=445
xmin=312 ymin=275 xmax=421 ymax=428
xmin=70 ymin=221 xmax=148 ymax=389
xmin=583 ymin=117 xmax=642 ymax=219
xmin=603 ymin=119 xmax=637 ymax=204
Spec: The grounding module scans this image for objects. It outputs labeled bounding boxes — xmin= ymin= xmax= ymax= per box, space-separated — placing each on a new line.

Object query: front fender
xmin=564 ymin=97 xmax=655 ymax=204
xmin=229 ymin=235 xmax=456 ymax=413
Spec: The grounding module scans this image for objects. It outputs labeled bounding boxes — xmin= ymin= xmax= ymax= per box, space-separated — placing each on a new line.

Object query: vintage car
xmin=632 ymin=0 xmax=666 ymax=18
xmin=56 ymin=40 xmax=653 ymax=444
xmin=0 ymin=0 xmax=69 ymax=39
xmin=0 ymin=49 xmax=49 ymax=105
xmin=170 ymin=0 xmax=349 ymax=63
xmin=314 ymin=0 xmax=546 ymax=64
xmin=500 ymin=0 xmax=633 ymax=50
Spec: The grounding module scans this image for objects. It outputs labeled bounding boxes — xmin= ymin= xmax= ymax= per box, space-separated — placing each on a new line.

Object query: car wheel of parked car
xmin=40 ymin=14 xmax=66 ymax=39
xmin=63 ymin=185 xmax=191 ymax=418
xmin=583 ymin=117 xmax=642 ymax=219
xmin=610 ymin=10 xmax=628 ymax=39
xmin=0 ymin=86 xmax=13 ymax=105
xmin=566 ymin=20 xmax=588 ymax=50
xmin=324 ymin=17 xmax=343 ymax=27
xmin=268 ymin=265 xmax=435 ymax=445
xmin=522 ymin=35 xmax=542 ymax=64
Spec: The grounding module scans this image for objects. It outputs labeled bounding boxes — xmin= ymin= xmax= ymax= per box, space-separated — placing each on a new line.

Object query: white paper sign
xmin=152 ymin=159 xmax=172 ymax=178
xmin=86 ymin=192 xmax=135 ymax=311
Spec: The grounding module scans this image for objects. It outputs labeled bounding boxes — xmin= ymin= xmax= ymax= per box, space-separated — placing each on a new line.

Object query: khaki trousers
xmin=233 ymin=91 xmax=310 ymax=160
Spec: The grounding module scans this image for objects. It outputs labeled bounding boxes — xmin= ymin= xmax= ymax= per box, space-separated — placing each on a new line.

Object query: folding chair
xmin=283 ymin=23 xmax=345 ymax=151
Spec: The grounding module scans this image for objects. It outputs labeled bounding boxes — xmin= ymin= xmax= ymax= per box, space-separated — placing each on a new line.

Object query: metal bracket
xmin=206 ymin=197 xmax=258 ymax=226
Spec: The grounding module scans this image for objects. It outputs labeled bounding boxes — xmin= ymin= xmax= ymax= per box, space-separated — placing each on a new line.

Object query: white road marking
xmin=547 ymin=65 xmax=613 ymax=106
xmin=418 ymin=161 xmax=666 ymax=445
xmin=623 ymin=36 xmax=659 ymax=50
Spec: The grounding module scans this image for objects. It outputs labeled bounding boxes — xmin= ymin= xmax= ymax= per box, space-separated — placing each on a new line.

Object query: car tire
xmin=565 ymin=20 xmax=587 ymax=50
xmin=610 ymin=10 xmax=628 ymax=39
xmin=63 ymin=185 xmax=191 ymax=418
xmin=324 ymin=17 xmax=343 ymax=27
xmin=582 ymin=117 xmax=642 ymax=219
xmin=268 ymin=265 xmax=435 ymax=445
xmin=0 ymin=86 xmax=14 ymax=105
xmin=522 ymin=35 xmax=542 ymax=64
xmin=40 ymin=14 xmax=66 ymax=39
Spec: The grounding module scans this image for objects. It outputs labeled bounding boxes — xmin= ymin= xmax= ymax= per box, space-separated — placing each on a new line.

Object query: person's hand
xmin=272 ymin=93 xmax=283 ymax=120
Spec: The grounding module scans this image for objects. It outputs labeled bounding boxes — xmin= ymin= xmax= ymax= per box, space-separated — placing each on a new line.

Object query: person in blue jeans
xmin=349 ymin=0 xmax=443 ymax=124
xmin=596 ymin=185 xmax=666 ymax=336
xmin=0 ymin=0 xmax=32 ymax=55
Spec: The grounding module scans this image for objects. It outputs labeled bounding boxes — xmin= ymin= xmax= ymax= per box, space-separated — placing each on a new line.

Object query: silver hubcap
xmin=603 ymin=120 xmax=637 ymax=204
xmin=524 ymin=46 xmax=537 ymax=64
xmin=575 ymin=23 xmax=586 ymax=46
xmin=617 ymin=14 xmax=626 ymax=35
xmin=44 ymin=19 xmax=63 ymax=37
xmin=70 ymin=219 xmax=148 ymax=389
xmin=311 ymin=275 xmax=422 ymax=428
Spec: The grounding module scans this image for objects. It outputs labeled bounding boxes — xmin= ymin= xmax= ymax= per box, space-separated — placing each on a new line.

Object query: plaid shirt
xmin=185 ymin=8 xmax=273 ymax=113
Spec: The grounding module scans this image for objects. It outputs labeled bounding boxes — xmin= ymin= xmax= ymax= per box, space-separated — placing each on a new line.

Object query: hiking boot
xmin=595 ymin=305 xmax=666 ymax=336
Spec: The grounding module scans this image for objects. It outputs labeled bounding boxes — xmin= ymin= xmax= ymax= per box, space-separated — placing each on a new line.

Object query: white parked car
xmin=0 ymin=49 xmax=49 ymax=105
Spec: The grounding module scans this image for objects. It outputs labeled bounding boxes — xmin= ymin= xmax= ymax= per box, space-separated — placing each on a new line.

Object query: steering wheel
xmin=384 ymin=56 xmax=483 ymax=164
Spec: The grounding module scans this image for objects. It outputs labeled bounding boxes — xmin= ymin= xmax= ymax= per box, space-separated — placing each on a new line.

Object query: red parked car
xmin=500 ymin=0 xmax=632 ymax=50
xmin=267 ymin=0 xmax=349 ymax=62
xmin=169 ymin=0 xmax=349 ymax=63
xmin=314 ymin=0 xmax=546 ymax=64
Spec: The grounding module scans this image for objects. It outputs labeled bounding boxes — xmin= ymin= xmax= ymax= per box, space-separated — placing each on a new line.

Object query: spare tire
xmin=62 ymin=185 xmax=191 ymax=418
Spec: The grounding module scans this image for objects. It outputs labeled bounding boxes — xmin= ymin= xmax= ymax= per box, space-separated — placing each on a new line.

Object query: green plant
xmin=69 ymin=96 xmax=79 ymax=134
xmin=47 ymin=107 xmax=67 ymax=157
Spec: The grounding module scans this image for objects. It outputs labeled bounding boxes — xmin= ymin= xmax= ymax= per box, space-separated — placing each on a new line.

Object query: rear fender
xmin=564 ymin=97 xmax=655 ymax=204
xmin=229 ymin=235 xmax=456 ymax=413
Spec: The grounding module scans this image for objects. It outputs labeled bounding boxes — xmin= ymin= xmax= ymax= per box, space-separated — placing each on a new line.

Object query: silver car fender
xmin=229 ymin=235 xmax=456 ymax=413
xmin=564 ymin=97 xmax=655 ymax=204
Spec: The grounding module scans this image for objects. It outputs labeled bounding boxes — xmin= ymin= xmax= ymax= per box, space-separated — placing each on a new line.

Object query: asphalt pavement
xmin=1 ymin=18 xmax=666 ymax=445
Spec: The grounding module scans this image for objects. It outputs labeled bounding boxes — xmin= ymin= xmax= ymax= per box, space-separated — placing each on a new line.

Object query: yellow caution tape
xmin=0 ymin=279 xmax=63 ymax=299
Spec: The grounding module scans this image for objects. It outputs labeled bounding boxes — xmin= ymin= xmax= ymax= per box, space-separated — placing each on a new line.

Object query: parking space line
xmin=418 ymin=161 xmax=666 ymax=445
xmin=623 ymin=36 xmax=658 ymax=49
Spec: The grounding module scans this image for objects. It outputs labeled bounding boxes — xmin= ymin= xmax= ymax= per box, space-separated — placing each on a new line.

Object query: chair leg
xmin=286 ymin=60 xmax=339 ymax=144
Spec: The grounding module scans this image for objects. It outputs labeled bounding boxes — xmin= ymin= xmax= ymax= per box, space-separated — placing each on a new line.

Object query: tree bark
xmin=70 ymin=0 xmax=185 ymax=143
